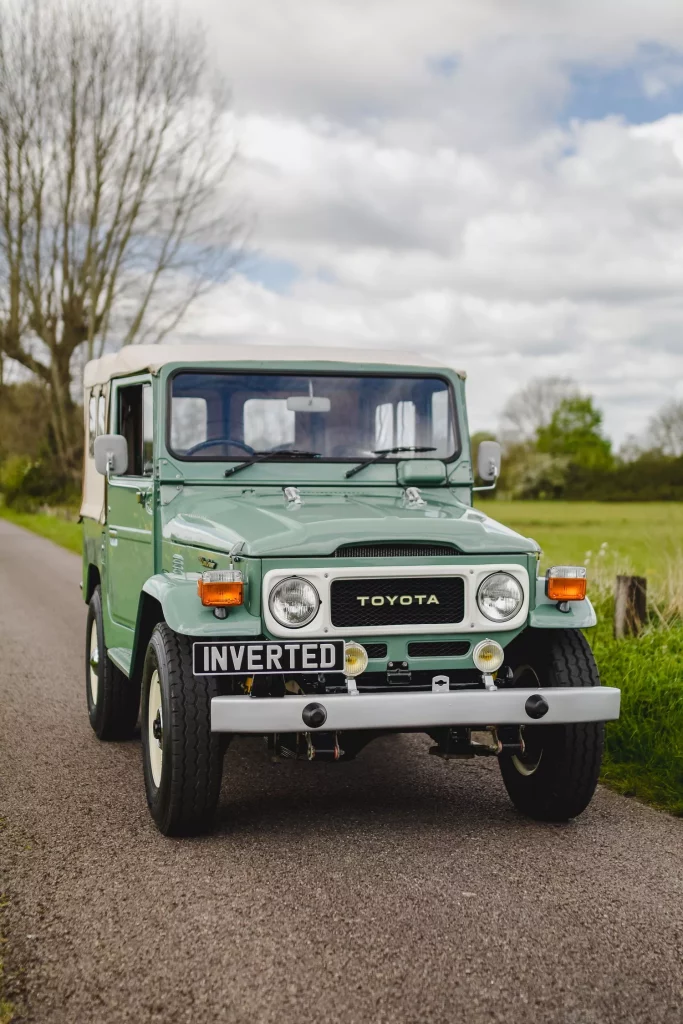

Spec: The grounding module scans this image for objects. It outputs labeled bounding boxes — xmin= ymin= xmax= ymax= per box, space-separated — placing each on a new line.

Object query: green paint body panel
xmin=80 ymin=357 xmax=595 ymax=680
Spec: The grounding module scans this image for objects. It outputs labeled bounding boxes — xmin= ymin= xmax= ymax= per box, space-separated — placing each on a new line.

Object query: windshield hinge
xmin=160 ymin=482 xmax=184 ymax=505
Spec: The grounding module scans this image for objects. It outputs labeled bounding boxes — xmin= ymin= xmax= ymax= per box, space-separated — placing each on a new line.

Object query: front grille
xmin=408 ymin=641 xmax=470 ymax=658
xmin=364 ymin=643 xmax=388 ymax=659
xmin=330 ymin=576 xmax=465 ymax=628
xmin=335 ymin=542 xmax=458 ymax=558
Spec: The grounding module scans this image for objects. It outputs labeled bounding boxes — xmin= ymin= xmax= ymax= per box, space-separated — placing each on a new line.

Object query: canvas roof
xmin=83 ymin=342 xmax=466 ymax=387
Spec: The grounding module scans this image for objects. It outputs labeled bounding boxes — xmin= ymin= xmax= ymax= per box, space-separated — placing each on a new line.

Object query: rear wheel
xmin=85 ymin=585 xmax=140 ymax=740
xmin=498 ymin=630 xmax=604 ymax=822
xmin=141 ymin=623 xmax=224 ymax=836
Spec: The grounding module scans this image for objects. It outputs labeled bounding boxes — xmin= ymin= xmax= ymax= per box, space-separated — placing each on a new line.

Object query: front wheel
xmin=141 ymin=624 xmax=224 ymax=835
xmin=498 ymin=630 xmax=605 ymax=822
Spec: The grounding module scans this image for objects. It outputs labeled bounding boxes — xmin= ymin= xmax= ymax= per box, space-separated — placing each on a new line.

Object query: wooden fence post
xmin=614 ymin=575 xmax=647 ymax=638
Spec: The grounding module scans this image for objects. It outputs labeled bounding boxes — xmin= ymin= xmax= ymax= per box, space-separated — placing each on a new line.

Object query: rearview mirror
xmin=94 ymin=434 xmax=128 ymax=476
xmin=477 ymin=440 xmax=501 ymax=483
xmin=286 ymin=396 xmax=331 ymax=413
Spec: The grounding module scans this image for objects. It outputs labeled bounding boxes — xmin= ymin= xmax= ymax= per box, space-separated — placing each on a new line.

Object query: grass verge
xmin=0 ymin=505 xmax=81 ymax=555
xmin=591 ymin=612 xmax=683 ymax=816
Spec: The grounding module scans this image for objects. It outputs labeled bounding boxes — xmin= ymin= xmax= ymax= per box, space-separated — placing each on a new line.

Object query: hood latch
xmin=283 ymin=486 xmax=302 ymax=506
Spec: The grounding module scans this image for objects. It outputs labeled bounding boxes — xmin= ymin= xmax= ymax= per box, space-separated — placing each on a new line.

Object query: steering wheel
xmin=184 ymin=437 xmax=255 ymax=457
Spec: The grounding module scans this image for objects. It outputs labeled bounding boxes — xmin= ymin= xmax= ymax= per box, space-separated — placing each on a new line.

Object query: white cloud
xmin=175 ymin=0 xmax=683 ymax=445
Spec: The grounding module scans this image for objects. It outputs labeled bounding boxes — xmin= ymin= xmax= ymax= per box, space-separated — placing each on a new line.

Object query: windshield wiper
xmin=345 ymin=446 xmax=437 ymax=479
xmin=224 ymin=449 xmax=321 ymax=478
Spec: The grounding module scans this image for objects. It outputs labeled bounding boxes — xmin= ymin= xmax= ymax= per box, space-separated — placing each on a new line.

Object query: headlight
xmin=477 ymin=572 xmax=524 ymax=622
xmin=269 ymin=577 xmax=320 ymax=628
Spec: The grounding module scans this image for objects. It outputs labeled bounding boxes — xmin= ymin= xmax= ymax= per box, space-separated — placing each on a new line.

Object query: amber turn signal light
xmin=197 ymin=570 xmax=244 ymax=607
xmin=546 ymin=566 xmax=587 ymax=602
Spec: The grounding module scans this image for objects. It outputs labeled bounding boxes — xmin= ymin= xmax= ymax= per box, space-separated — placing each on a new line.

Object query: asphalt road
xmin=1 ymin=518 xmax=682 ymax=1024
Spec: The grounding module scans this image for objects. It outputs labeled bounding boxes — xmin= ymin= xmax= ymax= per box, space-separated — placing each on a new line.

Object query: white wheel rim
xmin=89 ymin=620 xmax=99 ymax=705
xmin=148 ymin=669 xmax=163 ymax=788
xmin=512 ymin=750 xmax=544 ymax=776
xmin=511 ymin=663 xmax=543 ymax=777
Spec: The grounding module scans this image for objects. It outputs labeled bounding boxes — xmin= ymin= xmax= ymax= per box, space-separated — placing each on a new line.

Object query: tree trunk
xmin=614 ymin=576 xmax=647 ymax=638
xmin=48 ymin=346 xmax=82 ymax=482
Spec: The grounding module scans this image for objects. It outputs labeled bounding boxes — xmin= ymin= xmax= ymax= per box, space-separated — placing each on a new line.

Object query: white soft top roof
xmin=83 ymin=342 xmax=465 ymax=387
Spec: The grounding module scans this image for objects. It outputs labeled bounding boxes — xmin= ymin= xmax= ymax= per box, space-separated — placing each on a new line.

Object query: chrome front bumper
xmin=210 ymin=687 xmax=621 ymax=733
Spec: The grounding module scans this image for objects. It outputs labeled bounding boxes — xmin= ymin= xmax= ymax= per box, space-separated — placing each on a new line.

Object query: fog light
xmin=344 ymin=642 xmax=369 ymax=678
xmin=197 ymin=570 xmax=244 ymax=607
xmin=546 ymin=566 xmax=587 ymax=602
xmin=472 ymin=639 xmax=504 ymax=674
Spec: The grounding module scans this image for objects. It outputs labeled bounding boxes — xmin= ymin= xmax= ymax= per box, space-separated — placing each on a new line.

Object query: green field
xmin=477 ymin=500 xmax=683 ymax=583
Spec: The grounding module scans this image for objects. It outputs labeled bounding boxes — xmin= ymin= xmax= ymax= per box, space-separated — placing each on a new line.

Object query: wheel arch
xmin=84 ymin=563 xmax=101 ymax=603
xmin=130 ymin=590 xmax=165 ymax=686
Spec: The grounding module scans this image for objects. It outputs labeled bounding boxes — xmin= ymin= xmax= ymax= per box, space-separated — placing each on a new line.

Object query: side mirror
xmin=94 ymin=434 xmax=128 ymax=476
xmin=476 ymin=441 xmax=501 ymax=484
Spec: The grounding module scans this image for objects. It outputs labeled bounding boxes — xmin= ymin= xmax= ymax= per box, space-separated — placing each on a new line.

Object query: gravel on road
xmin=1 ymin=518 xmax=681 ymax=1024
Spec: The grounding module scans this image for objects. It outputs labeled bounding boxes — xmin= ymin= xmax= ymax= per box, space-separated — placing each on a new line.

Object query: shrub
xmin=0 ymin=454 xmax=78 ymax=511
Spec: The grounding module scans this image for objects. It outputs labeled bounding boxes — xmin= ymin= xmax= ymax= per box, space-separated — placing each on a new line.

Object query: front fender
xmin=142 ymin=574 xmax=263 ymax=637
xmin=529 ymin=578 xmax=597 ymax=629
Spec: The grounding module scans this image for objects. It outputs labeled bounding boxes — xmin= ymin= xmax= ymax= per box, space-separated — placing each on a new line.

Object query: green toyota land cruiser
xmin=81 ymin=344 xmax=620 ymax=835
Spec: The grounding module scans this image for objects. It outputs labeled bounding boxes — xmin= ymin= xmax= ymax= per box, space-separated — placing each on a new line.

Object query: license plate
xmin=192 ymin=639 xmax=345 ymax=676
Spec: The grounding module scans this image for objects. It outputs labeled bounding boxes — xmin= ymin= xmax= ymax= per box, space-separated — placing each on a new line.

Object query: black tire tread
xmin=499 ymin=629 xmax=604 ymax=822
xmin=144 ymin=624 xmax=223 ymax=835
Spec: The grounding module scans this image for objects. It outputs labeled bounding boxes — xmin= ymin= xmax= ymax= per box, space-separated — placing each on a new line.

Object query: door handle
xmin=136 ymin=490 xmax=151 ymax=506
xmin=109 ymin=528 xmax=118 ymax=537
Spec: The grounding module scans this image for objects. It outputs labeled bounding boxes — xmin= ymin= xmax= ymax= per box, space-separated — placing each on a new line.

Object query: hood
xmin=163 ymin=486 xmax=538 ymax=558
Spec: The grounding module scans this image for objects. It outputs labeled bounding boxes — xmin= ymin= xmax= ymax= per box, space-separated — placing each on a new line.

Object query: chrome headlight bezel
xmin=476 ymin=571 xmax=524 ymax=622
xmin=268 ymin=576 xmax=321 ymax=629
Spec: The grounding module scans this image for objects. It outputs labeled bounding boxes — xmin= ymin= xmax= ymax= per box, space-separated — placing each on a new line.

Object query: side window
xmin=375 ymin=403 xmax=393 ymax=450
xmin=396 ymin=400 xmax=416 ymax=447
xmin=88 ymin=392 xmax=97 ymax=456
xmin=243 ymin=399 xmax=295 ymax=450
xmin=97 ymin=394 xmax=106 ymax=437
xmin=171 ymin=397 xmax=207 ymax=452
xmin=117 ymin=383 xmax=153 ymax=476
xmin=431 ymin=389 xmax=453 ymax=452
xmin=373 ymin=400 xmax=416 ymax=449
xmin=143 ymin=385 xmax=153 ymax=475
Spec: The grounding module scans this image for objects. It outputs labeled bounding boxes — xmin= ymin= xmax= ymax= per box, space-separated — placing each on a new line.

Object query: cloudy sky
xmin=177 ymin=0 xmax=683 ymax=445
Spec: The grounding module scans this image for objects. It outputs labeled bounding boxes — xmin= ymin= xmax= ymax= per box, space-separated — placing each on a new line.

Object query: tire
xmin=141 ymin=623 xmax=224 ymax=836
xmin=86 ymin=585 xmax=140 ymax=740
xmin=498 ymin=630 xmax=604 ymax=822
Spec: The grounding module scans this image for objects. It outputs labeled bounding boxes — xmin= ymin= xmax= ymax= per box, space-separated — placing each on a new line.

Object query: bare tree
xmin=0 ymin=0 xmax=243 ymax=476
xmin=646 ymin=399 xmax=683 ymax=457
xmin=498 ymin=376 xmax=579 ymax=443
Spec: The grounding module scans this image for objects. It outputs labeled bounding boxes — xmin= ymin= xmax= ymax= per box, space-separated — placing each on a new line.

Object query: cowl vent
xmin=334 ymin=542 xmax=458 ymax=558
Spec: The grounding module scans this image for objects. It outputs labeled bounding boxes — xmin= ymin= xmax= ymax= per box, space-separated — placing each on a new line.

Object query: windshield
xmin=169 ymin=371 xmax=458 ymax=462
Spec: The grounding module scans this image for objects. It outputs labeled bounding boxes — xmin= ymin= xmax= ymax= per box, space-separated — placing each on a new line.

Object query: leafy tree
xmin=536 ymin=396 xmax=612 ymax=470
xmin=499 ymin=376 xmax=578 ymax=442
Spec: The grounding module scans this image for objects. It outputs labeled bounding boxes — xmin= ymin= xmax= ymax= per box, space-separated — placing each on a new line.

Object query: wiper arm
xmin=224 ymin=449 xmax=320 ymax=478
xmin=345 ymin=446 xmax=437 ymax=479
